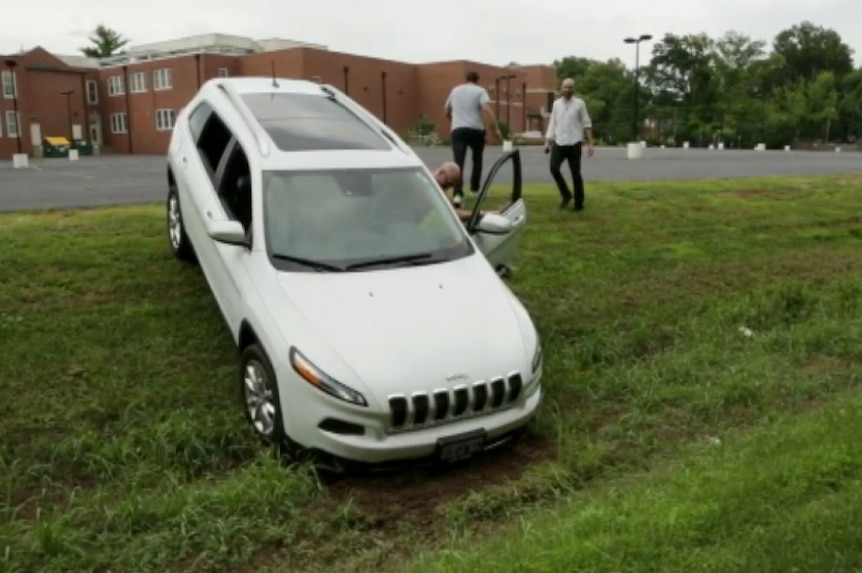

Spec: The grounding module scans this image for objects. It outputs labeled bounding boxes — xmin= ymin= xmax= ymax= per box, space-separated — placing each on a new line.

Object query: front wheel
xmin=167 ymin=186 xmax=195 ymax=262
xmin=240 ymin=343 xmax=298 ymax=459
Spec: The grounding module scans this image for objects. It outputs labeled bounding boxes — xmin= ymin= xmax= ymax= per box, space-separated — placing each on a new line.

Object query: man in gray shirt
xmin=444 ymin=71 xmax=502 ymax=207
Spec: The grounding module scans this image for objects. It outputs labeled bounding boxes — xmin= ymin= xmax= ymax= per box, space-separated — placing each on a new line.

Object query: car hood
xmin=275 ymin=257 xmax=528 ymax=404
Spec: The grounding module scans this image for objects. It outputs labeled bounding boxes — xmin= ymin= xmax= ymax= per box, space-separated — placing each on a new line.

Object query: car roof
xmin=200 ymin=77 xmax=424 ymax=171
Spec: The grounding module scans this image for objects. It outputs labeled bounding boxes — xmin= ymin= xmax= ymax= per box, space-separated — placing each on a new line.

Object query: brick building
xmin=1 ymin=33 xmax=560 ymax=158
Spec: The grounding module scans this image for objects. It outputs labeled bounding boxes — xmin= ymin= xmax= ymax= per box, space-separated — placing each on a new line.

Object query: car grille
xmin=386 ymin=371 xmax=524 ymax=432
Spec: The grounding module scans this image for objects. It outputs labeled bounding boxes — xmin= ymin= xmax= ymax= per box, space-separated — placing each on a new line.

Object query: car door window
xmin=189 ymin=102 xmax=232 ymax=187
xmin=466 ymin=149 xmax=523 ymax=233
xmin=215 ymin=139 xmax=253 ymax=234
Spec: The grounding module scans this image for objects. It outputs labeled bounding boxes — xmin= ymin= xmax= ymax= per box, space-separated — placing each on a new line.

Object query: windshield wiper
xmin=344 ymin=252 xmax=437 ymax=271
xmin=272 ymin=253 xmax=345 ymax=272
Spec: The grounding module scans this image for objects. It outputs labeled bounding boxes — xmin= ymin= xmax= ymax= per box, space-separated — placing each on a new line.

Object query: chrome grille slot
xmin=472 ymin=382 xmax=488 ymax=412
xmin=508 ymin=373 xmax=523 ymax=401
xmin=389 ymin=395 xmax=408 ymax=428
xmin=412 ymin=392 xmax=430 ymax=425
xmin=433 ymin=389 xmax=449 ymax=421
xmin=453 ymin=386 xmax=469 ymax=416
xmin=490 ymin=377 xmax=506 ymax=408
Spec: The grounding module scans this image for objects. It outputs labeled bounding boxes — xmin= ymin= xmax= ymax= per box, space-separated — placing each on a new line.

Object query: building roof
xmin=96 ymin=33 xmax=327 ymax=67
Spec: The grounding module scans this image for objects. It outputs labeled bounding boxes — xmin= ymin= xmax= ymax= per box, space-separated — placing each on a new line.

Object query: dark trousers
xmin=550 ymin=143 xmax=584 ymax=207
xmin=451 ymin=127 xmax=486 ymax=196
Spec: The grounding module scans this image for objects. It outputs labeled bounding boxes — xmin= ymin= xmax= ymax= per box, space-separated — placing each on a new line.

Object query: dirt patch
xmin=323 ymin=429 xmax=554 ymax=526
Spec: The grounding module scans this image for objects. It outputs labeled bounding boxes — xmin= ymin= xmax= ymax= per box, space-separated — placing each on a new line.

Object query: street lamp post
xmin=61 ymin=89 xmax=75 ymax=142
xmin=624 ymin=34 xmax=652 ymax=142
xmin=4 ymin=58 xmax=23 ymax=155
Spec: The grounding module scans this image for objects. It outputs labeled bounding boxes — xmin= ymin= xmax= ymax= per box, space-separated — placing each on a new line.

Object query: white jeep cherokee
xmin=165 ymin=76 xmax=543 ymax=470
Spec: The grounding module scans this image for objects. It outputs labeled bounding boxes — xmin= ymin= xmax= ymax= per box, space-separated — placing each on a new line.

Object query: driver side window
xmin=215 ymin=140 xmax=252 ymax=235
xmin=188 ymin=101 xmax=252 ymax=236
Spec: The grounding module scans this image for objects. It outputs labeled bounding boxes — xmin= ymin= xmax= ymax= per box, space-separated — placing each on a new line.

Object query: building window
xmin=1 ymin=71 xmax=16 ymax=98
xmin=110 ymin=113 xmax=128 ymax=134
xmin=108 ymin=75 xmax=125 ymax=96
xmin=5 ymin=111 xmax=19 ymax=137
xmin=217 ymin=68 xmax=229 ymax=78
xmin=86 ymin=80 xmax=99 ymax=104
xmin=155 ymin=109 xmax=176 ymax=131
xmin=130 ymin=72 xmax=147 ymax=93
xmin=153 ymin=68 xmax=173 ymax=91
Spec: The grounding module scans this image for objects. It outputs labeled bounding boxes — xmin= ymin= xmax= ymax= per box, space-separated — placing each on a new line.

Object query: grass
xmin=1 ymin=173 xmax=862 ymax=572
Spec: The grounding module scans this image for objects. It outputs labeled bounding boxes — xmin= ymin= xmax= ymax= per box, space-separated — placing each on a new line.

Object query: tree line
xmin=554 ymin=21 xmax=861 ymax=149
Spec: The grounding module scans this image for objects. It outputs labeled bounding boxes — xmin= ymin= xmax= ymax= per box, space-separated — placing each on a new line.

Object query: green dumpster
xmin=43 ymin=136 xmax=71 ymax=158
xmin=72 ymin=139 xmax=93 ymax=156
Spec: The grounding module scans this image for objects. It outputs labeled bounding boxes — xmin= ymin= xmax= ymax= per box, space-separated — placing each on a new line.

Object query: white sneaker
xmin=452 ymin=194 xmax=463 ymax=208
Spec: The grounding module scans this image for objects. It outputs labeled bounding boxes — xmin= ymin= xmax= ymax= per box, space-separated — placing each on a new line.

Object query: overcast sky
xmin=2 ymin=0 xmax=859 ymax=68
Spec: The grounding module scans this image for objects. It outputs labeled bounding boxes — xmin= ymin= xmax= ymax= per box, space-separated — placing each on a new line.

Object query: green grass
xmin=2 ymin=173 xmax=862 ymax=572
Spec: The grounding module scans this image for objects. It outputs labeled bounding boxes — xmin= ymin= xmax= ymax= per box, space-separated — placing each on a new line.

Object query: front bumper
xmin=283 ymin=370 xmax=544 ymax=465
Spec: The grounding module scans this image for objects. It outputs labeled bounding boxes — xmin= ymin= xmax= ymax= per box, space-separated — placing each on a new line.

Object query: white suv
xmin=165 ymin=77 xmax=543 ymax=471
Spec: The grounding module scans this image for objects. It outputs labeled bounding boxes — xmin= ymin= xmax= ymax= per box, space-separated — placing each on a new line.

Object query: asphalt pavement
xmin=1 ymin=146 xmax=860 ymax=212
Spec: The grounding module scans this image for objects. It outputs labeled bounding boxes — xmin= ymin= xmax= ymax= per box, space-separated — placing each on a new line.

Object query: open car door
xmin=465 ymin=149 xmax=527 ymax=277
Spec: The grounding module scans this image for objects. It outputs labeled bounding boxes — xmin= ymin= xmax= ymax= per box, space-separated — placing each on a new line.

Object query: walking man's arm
xmin=544 ymin=99 xmax=557 ymax=152
xmin=581 ymin=101 xmax=595 ymax=157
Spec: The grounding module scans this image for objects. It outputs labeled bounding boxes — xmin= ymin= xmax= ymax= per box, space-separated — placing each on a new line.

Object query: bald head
xmin=434 ymin=161 xmax=460 ymax=191
xmin=561 ymin=78 xmax=575 ymax=98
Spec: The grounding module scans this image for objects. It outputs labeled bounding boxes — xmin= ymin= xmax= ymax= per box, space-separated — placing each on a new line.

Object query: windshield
xmin=262 ymin=166 xmax=474 ymax=272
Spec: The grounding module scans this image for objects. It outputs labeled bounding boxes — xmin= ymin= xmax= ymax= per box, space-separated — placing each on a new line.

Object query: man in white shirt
xmin=544 ymin=78 xmax=594 ymax=211
xmin=445 ymin=71 xmax=503 ymax=207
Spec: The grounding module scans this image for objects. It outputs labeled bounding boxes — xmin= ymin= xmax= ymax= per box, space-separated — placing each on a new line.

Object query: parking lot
xmin=1 ymin=145 xmax=860 ymax=212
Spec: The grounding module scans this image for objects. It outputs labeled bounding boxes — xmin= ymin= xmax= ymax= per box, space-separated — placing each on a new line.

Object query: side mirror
xmin=473 ymin=213 xmax=513 ymax=235
xmin=208 ymin=219 xmax=247 ymax=245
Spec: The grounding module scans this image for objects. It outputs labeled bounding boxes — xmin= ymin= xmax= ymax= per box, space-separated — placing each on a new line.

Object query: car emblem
xmin=445 ymin=372 xmax=470 ymax=382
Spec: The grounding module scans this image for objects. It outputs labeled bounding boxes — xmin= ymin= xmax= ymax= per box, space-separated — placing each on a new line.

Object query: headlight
xmin=531 ymin=338 xmax=543 ymax=374
xmin=289 ymin=347 xmax=368 ymax=407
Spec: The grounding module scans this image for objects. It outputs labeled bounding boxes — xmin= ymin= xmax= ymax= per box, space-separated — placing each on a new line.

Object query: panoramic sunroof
xmin=240 ymin=92 xmax=392 ymax=152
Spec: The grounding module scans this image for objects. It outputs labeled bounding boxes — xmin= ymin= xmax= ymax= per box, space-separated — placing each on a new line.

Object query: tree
xmin=547 ymin=21 xmax=861 ymax=148
xmin=641 ymin=33 xmax=719 ymax=144
xmin=772 ymin=21 xmax=854 ymax=84
xmin=80 ymin=24 xmax=130 ymax=58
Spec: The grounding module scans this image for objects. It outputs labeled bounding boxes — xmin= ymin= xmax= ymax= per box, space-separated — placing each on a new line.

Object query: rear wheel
xmin=167 ymin=186 xmax=195 ymax=262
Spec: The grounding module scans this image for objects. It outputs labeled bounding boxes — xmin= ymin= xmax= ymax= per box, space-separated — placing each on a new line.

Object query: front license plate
xmin=437 ymin=429 xmax=486 ymax=463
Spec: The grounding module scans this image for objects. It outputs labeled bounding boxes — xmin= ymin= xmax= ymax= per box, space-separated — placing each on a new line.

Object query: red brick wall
xmin=97 ymin=55 xmax=203 ymax=154
xmin=1 ymin=45 xmax=560 ymax=160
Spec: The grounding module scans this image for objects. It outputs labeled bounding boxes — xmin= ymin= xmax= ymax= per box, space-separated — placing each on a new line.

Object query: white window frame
xmin=153 ymin=68 xmax=173 ymax=91
xmin=130 ymin=71 xmax=147 ymax=93
xmin=110 ymin=113 xmax=128 ymax=134
xmin=86 ymin=80 xmax=99 ymax=104
xmin=155 ymin=109 xmax=176 ymax=131
xmin=108 ymin=75 xmax=125 ymax=97
xmin=217 ymin=68 xmax=229 ymax=78
xmin=6 ymin=111 xmax=20 ymax=137
xmin=2 ymin=71 xmax=17 ymax=99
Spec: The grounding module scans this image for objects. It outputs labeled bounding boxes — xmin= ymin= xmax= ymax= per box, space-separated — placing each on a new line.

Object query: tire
xmin=240 ymin=343 xmax=297 ymax=458
xmin=166 ymin=186 xmax=195 ymax=263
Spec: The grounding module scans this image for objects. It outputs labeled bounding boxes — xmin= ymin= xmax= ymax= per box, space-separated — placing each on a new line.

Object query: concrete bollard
xmin=626 ymin=142 xmax=644 ymax=159
xmin=502 ymin=140 xmax=513 ymax=152
xmin=12 ymin=153 xmax=29 ymax=169
xmin=69 ymin=149 xmax=79 ymax=161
